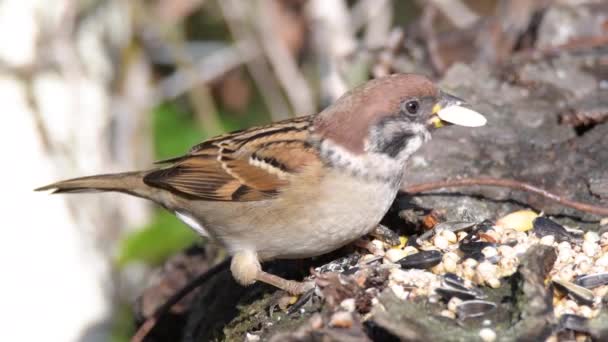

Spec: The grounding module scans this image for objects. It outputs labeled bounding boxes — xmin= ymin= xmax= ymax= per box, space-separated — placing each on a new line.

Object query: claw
xmin=268 ymin=292 xmax=297 ymax=316
xmin=286 ymin=287 xmax=316 ymax=315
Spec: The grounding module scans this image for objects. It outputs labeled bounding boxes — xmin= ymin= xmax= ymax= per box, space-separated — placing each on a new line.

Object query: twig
xmin=256 ymin=0 xmax=315 ymax=116
xmin=153 ymin=40 xmax=259 ymax=103
xmin=188 ymin=84 xmax=224 ymax=137
xmin=219 ymin=0 xmax=291 ymax=120
xmin=363 ymin=0 xmax=393 ymax=50
xmin=402 ymin=177 xmax=608 ymax=217
xmin=131 ymin=258 xmax=231 ymax=342
xmin=516 ymin=34 xmax=608 ymax=61
xmin=351 ymin=0 xmax=393 ymax=49
xmin=171 ymin=34 xmax=224 ymax=136
xmin=306 ymin=0 xmax=356 ymax=105
xmin=560 ymin=108 xmax=608 ymax=127
xmin=140 ymin=17 xmax=224 ymax=135
xmin=428 ymin=0 xmax=479 ymax=29
xmin=420 ymin=4 xmax=445 ymax=75
xmin=476 ymin=0 xmax=547 ymax=64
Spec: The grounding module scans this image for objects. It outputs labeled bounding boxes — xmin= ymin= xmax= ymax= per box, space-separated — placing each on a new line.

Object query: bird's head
xmin=315 ymin=74 xmax=486 ymax=163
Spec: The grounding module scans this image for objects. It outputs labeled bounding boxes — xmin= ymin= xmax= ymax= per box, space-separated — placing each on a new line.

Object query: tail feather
xmin=35 ymin=171 xmax=158 ymax=200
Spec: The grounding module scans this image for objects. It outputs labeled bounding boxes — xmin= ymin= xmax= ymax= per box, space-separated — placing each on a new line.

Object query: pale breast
xmin=257 ymin=170 xmax=399 ymax=260
xmin=181 ymin=169 xmax=400 ymax=261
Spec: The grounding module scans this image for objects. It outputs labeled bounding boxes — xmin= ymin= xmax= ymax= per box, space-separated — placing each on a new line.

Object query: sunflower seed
xmin=553 ymin=279 xmax=596 ymax=306
xmin=574 ymin=273 xmax=608 ymax=289
xmin=558 ymin=314 xmax=591 ymax=334
xmin=397 ymin=250 xmax=442 ymax=269
xmin=437 ymin=105 xmax=487 ymax=127
xmin=436 ymin=287 xmax=477 ymax=301
xmin=456 ymin=300 xmax=497 ymax=320
xmin=533 ymin=217 xmax=575 ymax=243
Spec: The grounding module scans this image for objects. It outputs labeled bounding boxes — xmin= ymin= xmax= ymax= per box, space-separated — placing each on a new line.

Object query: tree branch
xmin=402 ymin=177 xmax=608 ymax=217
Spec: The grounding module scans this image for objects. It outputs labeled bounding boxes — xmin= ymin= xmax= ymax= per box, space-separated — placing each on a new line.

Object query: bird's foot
xmin=269 ymin=283 xmax=316 ymax=316
xmin=256 ymin=270 xmax=315 ymax=295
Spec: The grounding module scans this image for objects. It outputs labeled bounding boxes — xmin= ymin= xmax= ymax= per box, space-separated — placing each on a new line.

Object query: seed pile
xmin=355 ymin=210 xmax=608 ymax=340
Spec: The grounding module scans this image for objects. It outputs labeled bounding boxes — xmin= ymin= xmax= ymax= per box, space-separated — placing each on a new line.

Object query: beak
xmin=428 ymin=91 xmax=487 ymax=128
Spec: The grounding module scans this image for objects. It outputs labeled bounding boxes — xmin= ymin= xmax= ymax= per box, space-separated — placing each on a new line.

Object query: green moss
xmin=221 ymin=294 xmax=319 ymax=341
xmin=109 ymin=303 xmax=136 ymax=342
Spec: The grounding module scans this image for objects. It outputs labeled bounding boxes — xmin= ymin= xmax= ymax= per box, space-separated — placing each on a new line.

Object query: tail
xmin=35 ymin=171 xmax=160 ymax=201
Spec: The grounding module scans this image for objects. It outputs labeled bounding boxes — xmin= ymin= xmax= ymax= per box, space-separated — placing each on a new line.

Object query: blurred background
xmin=2 ymin=0 xmax=606 ymax=341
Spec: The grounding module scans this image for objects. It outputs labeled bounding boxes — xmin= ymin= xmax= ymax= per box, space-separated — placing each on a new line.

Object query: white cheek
xmin=398 ymin=135 xmax=424 ymax=160
xmin=320 ymin=139 xmax=403 ymax=180
xmin=395 ymin=123 xmax=429 ymax=159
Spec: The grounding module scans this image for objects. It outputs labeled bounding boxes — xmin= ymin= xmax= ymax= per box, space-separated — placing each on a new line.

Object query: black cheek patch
xmin=379 ymin=131 xmax=416 ymax=158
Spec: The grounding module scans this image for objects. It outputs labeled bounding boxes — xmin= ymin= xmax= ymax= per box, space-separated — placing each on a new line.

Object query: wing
xmin=143 ymin=116 xmax=321 ymax=201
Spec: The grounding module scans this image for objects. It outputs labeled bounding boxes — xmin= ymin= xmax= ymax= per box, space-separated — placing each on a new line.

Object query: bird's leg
xmin=369 ymin=224 xmax=401 ymax=246
xmin=231 ymin=250 xmax=314 ymax=295
xmin=255 ymin=270 xmax=315 ymax=295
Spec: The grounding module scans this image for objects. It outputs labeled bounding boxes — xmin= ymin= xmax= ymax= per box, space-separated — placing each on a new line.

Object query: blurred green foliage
xmin=110 ymin=303 xmax=136 ymax=342
xmin=116 ymin=210 xmax=199 ymax=267
xmin=152 ymin=102 xmax=207 ymax=161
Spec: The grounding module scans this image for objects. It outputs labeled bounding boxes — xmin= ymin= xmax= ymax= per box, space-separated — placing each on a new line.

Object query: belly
xmin=183 ymin=171 xmax=400 ymax=261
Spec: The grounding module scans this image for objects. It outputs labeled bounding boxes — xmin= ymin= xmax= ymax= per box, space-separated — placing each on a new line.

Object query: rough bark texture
xmin=403 ymin=52 xmax=608 ymax=226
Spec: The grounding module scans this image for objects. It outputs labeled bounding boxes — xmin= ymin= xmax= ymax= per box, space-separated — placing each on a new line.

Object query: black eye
xmin=404 ymin=100 xmax=420 ymax=115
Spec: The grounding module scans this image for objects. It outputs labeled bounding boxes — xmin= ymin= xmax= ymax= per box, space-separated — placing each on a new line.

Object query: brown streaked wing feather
xmin=144 ymin=155 xmax=249 ymax=201
xmin=251 ymin=140 xmax=320 ymax=174
xmin=187 ymin=115 xmax=311 ymax=155
xmin=143 ymin=116 xmax=319 ymax=201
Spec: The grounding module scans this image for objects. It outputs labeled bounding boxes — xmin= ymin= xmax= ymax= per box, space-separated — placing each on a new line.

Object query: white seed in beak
xmin=437 ymin=105 xmax=487 ymax=127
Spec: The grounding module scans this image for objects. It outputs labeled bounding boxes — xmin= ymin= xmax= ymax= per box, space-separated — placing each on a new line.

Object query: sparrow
xmin=36 ymin=74 xmax=486 ymax=294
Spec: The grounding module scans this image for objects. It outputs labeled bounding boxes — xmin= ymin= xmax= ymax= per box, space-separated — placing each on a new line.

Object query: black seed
xmin=558 ymin=314 xmax=590 ymax=334
xmin=574 ymin=273 xmax=608 ymax=289
xmin=470 ymin=220 xmax=494 ymax=234
xmin=397 ymin=250 xmax=442 ymax=269
xmin=437 ymin=273 xmax=485 ymax=300
xmin=443 ymin=275 xmax=469 ymax=291
xmin=316 ymin=254 xmax=361 ymax=274
xmin=553 ymin=279 xmax=595 ymax=306
xmin=406 ymin=235 xmax=421 ymax=248
xmin=443 ymin=273 xmax=465 ymax=285
xmin=532 ymin=217 xmax=574 ymax=242
xmin=436 ymin=287 xmax=477 ymax=301
xmin=342 ymin=266 xmax=360 ymax=275
xmin=464 ymin=251 xmax=486 ymax=261
xmin=456 ymin=300 xmax=497 ymax=320
xmin=459 ymin=241 xmax=494 ymax=254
